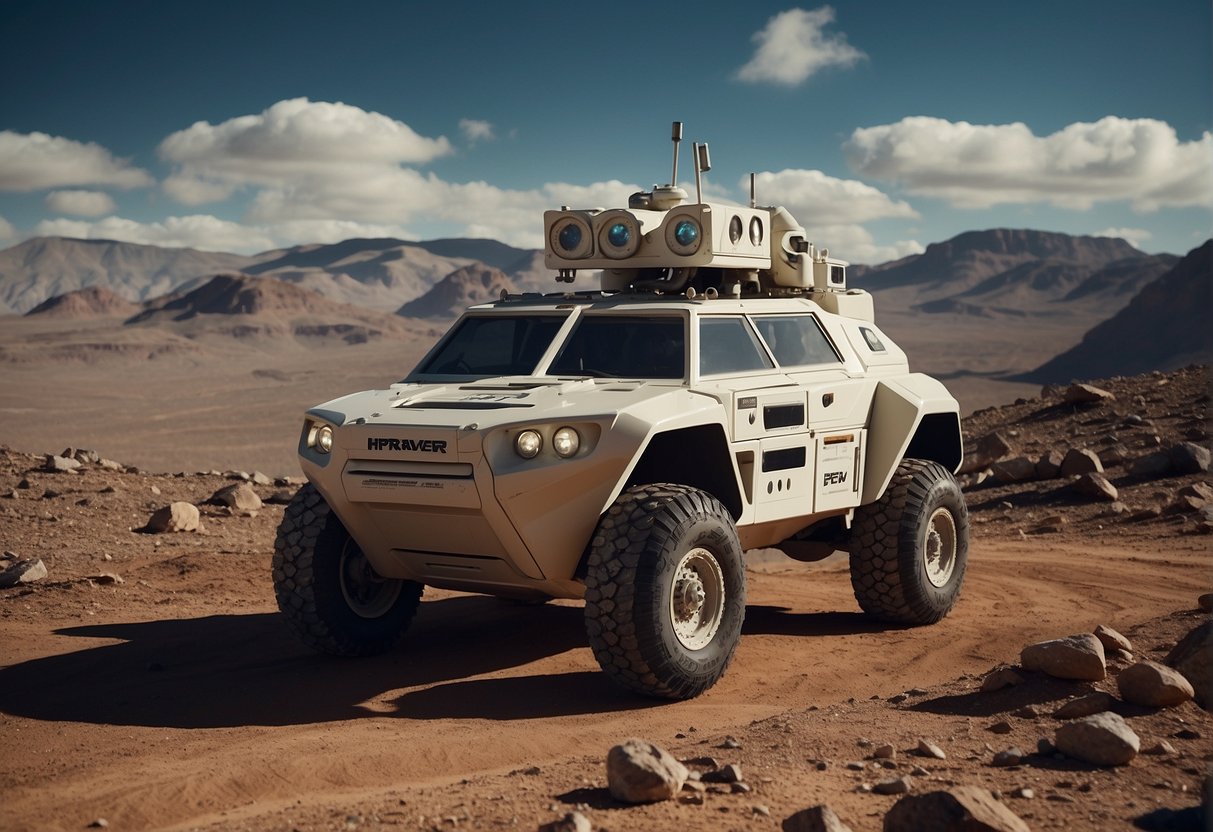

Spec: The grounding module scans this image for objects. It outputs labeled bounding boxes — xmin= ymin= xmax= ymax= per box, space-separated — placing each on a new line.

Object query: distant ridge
xmin=25 ymin=285 xmax=140 ymax=319
xmin=397 ymin=265 xmax=517 ymax=319
xmin=125 ymin=273 xmax=337 ymax=323
xmin=1030 ymin=240 xmax=1212 ymax=381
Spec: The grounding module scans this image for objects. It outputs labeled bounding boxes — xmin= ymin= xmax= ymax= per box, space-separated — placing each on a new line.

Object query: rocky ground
xmin=0 ymin=366 xmax=1209 ymax=831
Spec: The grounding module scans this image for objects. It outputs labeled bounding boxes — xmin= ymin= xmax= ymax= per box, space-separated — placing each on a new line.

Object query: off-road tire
xmin=272 ymin=484 xmax=423 ymax=655
xmin=850 ymin=459 xmax=969 ymax=624
xmin=584 ymin=484 xmax=746 ymax=699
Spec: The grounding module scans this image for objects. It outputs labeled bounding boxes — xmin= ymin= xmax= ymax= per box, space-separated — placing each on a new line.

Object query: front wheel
xmin=849 ymin=459 xmax=969 ymax=624
xmin=272 ymin=484 xmax=423 ymax=655
xmin=584 ymin=484 xmax=746 ymax=699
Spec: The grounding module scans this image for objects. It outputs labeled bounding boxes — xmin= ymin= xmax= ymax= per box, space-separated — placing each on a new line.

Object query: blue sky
xmin=0 ymin=0 xmax=1208 ymax=262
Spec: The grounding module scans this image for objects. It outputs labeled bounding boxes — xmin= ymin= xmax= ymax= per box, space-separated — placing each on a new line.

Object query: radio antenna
xmin=694 ymin=142 xmax=711 ymax=204
xmin=669 ymin=121 xmax=683 ymax=187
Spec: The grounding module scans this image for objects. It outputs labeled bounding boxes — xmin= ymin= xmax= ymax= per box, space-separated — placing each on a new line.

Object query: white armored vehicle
xmin=273 ymin=124 xmax=969 ymax=699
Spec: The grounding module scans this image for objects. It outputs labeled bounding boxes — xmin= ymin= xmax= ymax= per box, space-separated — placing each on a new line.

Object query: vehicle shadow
xmin=0 ymin=596 xmax=604 ymax=729
xmin=742 ymin=604 xmax=901 ymax=637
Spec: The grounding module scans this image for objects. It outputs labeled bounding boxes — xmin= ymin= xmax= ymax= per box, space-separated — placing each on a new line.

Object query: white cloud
xmin=0 ymin=215 xmax=14 ymax=241
xmin=1094 ymin=227 xmax=1152 ymax=249
xmin=749 ymin=169 xmax=918 ymax=225
xmin=158 ymin=98 xmax=454 ymax=206
xmin=459 ymin=118 xmax=495 ymax=143
xmin=32 ymin=215 xmax=277 ymax=253
xmin=45 ymin=189 xmax=117 ymax=217
xmin=0 ymin=130 xmax=153 ymax=192
xmin=845 ymin=116 xmax=1213 ymax=211
xmin=736 ymin=7 xmax=865 ymax=86
xmin=811 ymin=223 xmax=922 ymax=265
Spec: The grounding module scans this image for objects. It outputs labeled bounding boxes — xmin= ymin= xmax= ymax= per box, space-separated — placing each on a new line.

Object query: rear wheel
xmin=849 ymin=459 xmax=969 ymax=624
xmin=584 ymin=484 xmax=745 ymax=699
xmin=273 ymin=484 xmax=423 ymax=655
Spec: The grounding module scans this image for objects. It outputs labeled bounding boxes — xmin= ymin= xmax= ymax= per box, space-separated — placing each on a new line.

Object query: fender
xmin=861 ymin=375 xmax=963 ymax=504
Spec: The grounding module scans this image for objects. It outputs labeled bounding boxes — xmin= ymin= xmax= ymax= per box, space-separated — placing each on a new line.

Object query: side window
xmin=752 ymin=315 xmax=841 ymax=368
xmin=699 ymin=317 xmax=774 ymax=376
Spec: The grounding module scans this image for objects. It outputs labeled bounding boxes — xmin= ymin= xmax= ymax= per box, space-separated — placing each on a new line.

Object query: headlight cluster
xmin=666 ymin=214 xmax=702 ymax=255
xmin=513 ymin=426 xmax=581 ymax=460
xmin=308 ymin=422 xmax=335 ymax=454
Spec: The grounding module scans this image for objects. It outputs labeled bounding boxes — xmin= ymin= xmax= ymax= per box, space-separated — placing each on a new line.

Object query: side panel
xmin=861 ymin=375 xmax=962 ymax=504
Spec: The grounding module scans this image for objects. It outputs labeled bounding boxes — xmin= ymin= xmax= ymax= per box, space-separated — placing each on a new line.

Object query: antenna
xmin=669 ymin=121 xmax=683 ymax=187
xmin=694 ymin=142 xmax=711 ymax=204
xmin=749 ymin=172 xmax=756 ymax=208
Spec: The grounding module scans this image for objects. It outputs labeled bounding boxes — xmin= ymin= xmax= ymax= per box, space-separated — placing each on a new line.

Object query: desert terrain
xmin=1 ymin=365 xmax=1209 ymax=831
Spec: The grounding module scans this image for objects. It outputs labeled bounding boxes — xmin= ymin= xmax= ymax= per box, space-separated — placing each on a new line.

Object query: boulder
xmin=1020 ymin=634 xmax=1106 ymax=681
xmin=1129 ymin=451 xmax=1172 ymax=478
xmin=1093 ymin=624 xmax=1132 ymax=653
xmin=782 ymin=805 xmax=854 ymax=832
xmin=209 ymin=482 xmax=263 ymax=512
xmin=1170 ymin=442 xmax=1211 ymax=474
xmin=606 ymin=738 xmax=687 ymax=803
xmin=991 ymin=747 xmax=1026 ymax=767
xmin=1072 ymin=472 xmax=1118 ymax=501
xmin=915 ymin=740 xmax=946 ymax=760
xmin=251 ymin=471 xmax=273 ymax=486
xmin=0 ymin=558 xmax=48 ymax=588
xmin=1118 ymin=660 xmax=1194 ymax=708
xmin=145 ymin=502 xmax=201 ymax=533
xmin=960 ymin=432 xmax=1013 ymax=475
xmin=1199 ymin=593 xmax=1213 ymax=613
xmin=1053 ymin=691 xmax=1116 ymax=719
xmin=1035 ymin=450 xmax=1064 ymax=480
xmin=1054 ymin=711 xmax=1139 ymax=766
xmin=44 ymin=454 xmax=81 ymax=473
xmin=979 ymin=667 xmax=1025 ymax=692
xmin=538 ymin=811 xmax=591 ymax=832
xmin=1060 ymin=448 xmax=1103 ymax=477
xmin=873 ymin=776 xmax=912 ymax=795
xmin=1164 ymin=622 xmax=1212 ymax=708
xmin=882 ymin=786 xmax=1029 ymax=832
xmin=1064 ymin=383 xmax=1115 ymax=405
xmin=991 ymin=457 xmax=1037 ymax=484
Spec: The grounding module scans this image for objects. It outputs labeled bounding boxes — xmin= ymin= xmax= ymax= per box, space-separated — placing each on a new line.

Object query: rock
xmin=991 ymin=747 xmax=1026 ymax=767
xmin=251 ymin=471 xmax=273 ymax=486
xmin=991 ymin=457 xmax=1037 ymax=484
xmin=0 ymin=558 xmax=48 ymax=588
xmin=606 ymin=738 xmax=687 ymax=803
xmin=1093 ymin=624 xmax=1132 ymax=653
xmin=265 ymin=489 xmax=296 ymax=505
xmin=873 ymin=776 xmax=912 ymax=795
xmin=1020 ymin=634 xmax=1106 ymax=681
xmin=1060 ymin=448 xmax=1103 ymax=477
xmin=89 ymin=572 xmax=123 ymax=585
xmin=915 ymin=740 xmax=946 ymax=760
xmin=958 ymin=432 xmax=1013 ymax=475
xmin=1010 ymin=787 xmax=1034 ymax=799
xmin=1072 ymin=471 xmax=1118 ymax=501
xmin=980 ymin=667 xmax=1025 ymax=692
xmin=782 ymin=804 xmax=854 ymax=832
xmin=1198 ymin=593 xmax=1213 ymax=613
xmin=44 ymin=454 xmax=81 ymax=473
xmin=1180 ymin=482 xmax=1213 ymax=502
xmin=1164 ymin=622 xmax=1212 ymax=708
xmin=1170 ymin=442 xmax=1211 ymax=474
xmin=1129 ymin=451 xmax=1173 ymax=478
xmin=702 ymin=763 xmax=743 ymax=784
xmin=1035 ymin=450 xmax=1064 ymax=479
xmin=1053 ymin=691 xmax=1116 ymax=719
xmin=1054 ymin=711 xmax=1139 ymax=766
xmin=209 ymin=482 xmax=263 ymax=512
xmin=873 ymin=744 xmax=896 ymax=760
xmin=1064 ymin=383 xmax=1115 ymax=405
xmin=719 ymin=736 xmax=742 ymax=748
xmin=538 ymin=811 xmax=591 ymax=832
xmin=882 ymin=786 xmax=1030 ymax=832
xmin=98 ymin=458 xmax=122 ymax=470
xmin=145 ymin=502 xmax=201 ymax=533
xmin=1142 ymin=740 xmax=1177 ymax=755
xmin=1118 ymin=660 xmax=1194 ymax=707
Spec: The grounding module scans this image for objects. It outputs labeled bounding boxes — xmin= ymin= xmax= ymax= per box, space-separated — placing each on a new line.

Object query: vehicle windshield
xmin=413 ymin=315 xmax=566 ymax=377
xmin=548 ymin=315 xmax=685 ymax=379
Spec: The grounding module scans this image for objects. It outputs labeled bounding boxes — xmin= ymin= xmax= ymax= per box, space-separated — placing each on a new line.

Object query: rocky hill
xmin=25 ymin=285 xmax=140 ymax=319
xmin=396 ymin=264 xmax=517 ymax=318
xmin=1031 ymin=241 xmax=1212 ymax=382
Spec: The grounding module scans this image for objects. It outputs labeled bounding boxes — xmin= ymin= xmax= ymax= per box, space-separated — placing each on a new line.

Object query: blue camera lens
xmin=558 ymin=223 xmax=582 ymax=251
xmin=674 ymin=219 xmax=699 ymax=248
xmin=607 ymin=222 xmax=630 ymax=248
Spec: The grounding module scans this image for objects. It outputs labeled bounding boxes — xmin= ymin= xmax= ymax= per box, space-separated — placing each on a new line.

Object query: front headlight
xmin=514 ymin=429 xmax=542 ymax=459
xmin=666 ymin=214 xmax=702 ymax=256
xmin=596 ymin=211 xmax=641 ymax=259
xmin=552 ymin=426 xmax=580 ymax=458
xmin=314 ymin=424 xmax=334 ymax=454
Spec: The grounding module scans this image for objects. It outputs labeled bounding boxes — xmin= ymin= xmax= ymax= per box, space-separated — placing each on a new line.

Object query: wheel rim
xmin=923 ymin=507 xmax=958 ymax=588
xmin=669 ymin=547 xmax=726 ymax=651
xmin=338 ymin=538 xmax=403 ymax=619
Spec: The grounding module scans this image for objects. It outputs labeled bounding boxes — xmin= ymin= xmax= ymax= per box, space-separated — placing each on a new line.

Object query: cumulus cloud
xmin=0 ymin=130 xmax=153 ymax=192
xmin=158 ymin=98 xmax=454 ymax=206
xmin=749 ymin=169 xmax=918 ymax=224
xmin=459 ymin=118 xmax=495 ymax=143
xmin=32 ymin=215 xmax=277 ymax=253
xmin=1094 ymin=227 xmax=1152 ymax=249
xmin=0 ymin=215 xmax=15 ymax=241
xmin=845 ymin=116 xmax=1213 ymax=211
xmin=45 ymin=189 xmax=117 ymax=217
xmin=736 ymin=7 xmax=865 ymax=86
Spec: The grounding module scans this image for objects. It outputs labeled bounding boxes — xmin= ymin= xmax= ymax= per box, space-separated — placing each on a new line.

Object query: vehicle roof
xmin=467 ymin=291 xmax=836 ymax=315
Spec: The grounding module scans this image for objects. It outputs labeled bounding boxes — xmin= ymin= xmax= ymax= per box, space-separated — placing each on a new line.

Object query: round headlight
xmin=666 ymin=215 xmax=702 ymax=256
xmin=729 ymin=215 xmax=742 ymax=244
xmin=514 ymin=429 xmax=542 ymax=459
xmin=559 ymin=223 xmax=582 ymax=251
xmin=552 ymin=426 xmax=580 ymax=458
xmin=315 ymin=425 xmax=334 ymax=454
xmin=749 ymin=216 xmax=764 ymax=245
xmin=596 ymin=211 xmax=641 ymax=259
xmin=550 ymin=216 xmax=593 ymax=259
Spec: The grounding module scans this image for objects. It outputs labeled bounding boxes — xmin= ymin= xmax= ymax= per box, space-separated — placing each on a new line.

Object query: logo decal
xmin=367 ymin=438 xmax=448 ymax=453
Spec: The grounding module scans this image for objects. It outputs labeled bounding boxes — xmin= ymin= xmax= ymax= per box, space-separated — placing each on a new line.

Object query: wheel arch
xmin=861 ymin=376 xmax=963 ymax=504
xmin=623 ymin=424 xmax=744 ymax=520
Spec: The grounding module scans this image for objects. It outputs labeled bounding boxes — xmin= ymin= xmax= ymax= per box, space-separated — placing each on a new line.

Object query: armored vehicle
xmin=273 ymin=124 xmax=969 ymax=699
